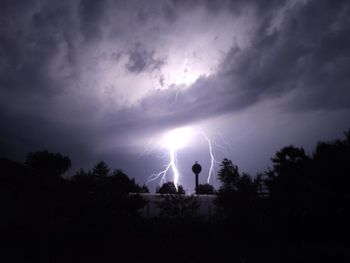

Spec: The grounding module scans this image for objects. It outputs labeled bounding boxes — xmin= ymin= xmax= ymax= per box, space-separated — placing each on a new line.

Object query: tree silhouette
xmin=156 ymin=181 xmax=185 ymax=194
xmin=264 ymin=145 xmax=312 ymax=228
xmin=196 ymin=183 xmax=215 ymax=195
xmin=25 ymin=150 xmax=71 ymax=177
xmin=70 ymin=163 xmax=147 ymax=219
xmin=311 ymin=130 xmax=350 ymax=230
xmin=92 ymin=161 xmax=110 ymax=177
xmin=3 ymin=130 xmax=350 ymax=262
xmin=157 ymin=194 xmax=199 ymax=218
xmin=217 ymin=158 xmax=240 ymax=190
xmin=140 ymin=184 xmax=150 ymax=193
xmin=215 ymin=158 xmax=258 ymax=223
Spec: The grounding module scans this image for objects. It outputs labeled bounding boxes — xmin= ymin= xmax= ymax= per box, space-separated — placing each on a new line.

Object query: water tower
xmin=192 ymin=161 xmax=202 ymax=194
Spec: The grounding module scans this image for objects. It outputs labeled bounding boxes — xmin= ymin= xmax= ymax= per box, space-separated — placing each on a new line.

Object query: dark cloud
xmin=161 ymin=3 xmax=178 ymax=24
xmin=111 ymin=51 xmax=123 ymax=61
xmin=213 ymin=0 xmax=350 ymax=112
xmin=125 ymin=43 xmax=166 ymax=74
xmin=79 ymin=0 xmax=106 ymax=41
xmin=105 ymin=0 xmax=350 ymax=142
xmin=0 ymin=1 xmax=77 ymax=100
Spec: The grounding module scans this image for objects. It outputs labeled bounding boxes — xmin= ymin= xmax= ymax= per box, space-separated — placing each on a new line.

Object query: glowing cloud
xmin=160 ymin=126 xmax=194 ymax=150
xmin=157 ymin=126 xmax=195 ymax=189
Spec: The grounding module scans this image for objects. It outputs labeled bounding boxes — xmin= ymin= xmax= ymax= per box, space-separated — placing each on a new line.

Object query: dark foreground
xmin=2 ymin=131 xmax=350 ymax=262
xmin=2 ymin=217 xmax=349 ymax=263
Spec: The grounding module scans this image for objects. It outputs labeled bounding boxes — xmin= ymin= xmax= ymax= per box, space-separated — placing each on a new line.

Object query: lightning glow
xmin=160 ymin=127 xmax=193 ymax=150
xmin=166 ymin=55 xmax=203 ymax=87
xmin=147 ymin=127 xmax=193 ymax=190
xmin=147 ymin=126 xmax=224 ymax=191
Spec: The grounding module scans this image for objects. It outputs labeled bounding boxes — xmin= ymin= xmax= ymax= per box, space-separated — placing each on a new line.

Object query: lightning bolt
xmin=147 ymin=126 xmax=225 ymax=191
xmin=169 ymin=148 xmax=180 ymax=189
xmin=146 ymin=147 xmax=180 ymax=191
xmin=201 ymin=130 xmax=220 ymax=184
xmin=212 ymin=132 xmax=233 ymax=157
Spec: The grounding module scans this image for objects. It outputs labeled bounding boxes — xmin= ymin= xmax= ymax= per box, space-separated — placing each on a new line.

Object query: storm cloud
xmin=125 ymin=43 xmax=166 ymax=74
xmin=1 ymin=0 xmax=350 ymax=190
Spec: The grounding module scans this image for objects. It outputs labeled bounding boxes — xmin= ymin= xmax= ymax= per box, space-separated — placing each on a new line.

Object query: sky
xmin=1 ymin=0 xmax=350 ymax=193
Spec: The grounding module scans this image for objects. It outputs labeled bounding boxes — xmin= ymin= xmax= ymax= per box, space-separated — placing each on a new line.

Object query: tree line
xmin=1 ymin=130 xmax=349 ymax=262
xmin=2 ymin=131 xmax=350 ymax=224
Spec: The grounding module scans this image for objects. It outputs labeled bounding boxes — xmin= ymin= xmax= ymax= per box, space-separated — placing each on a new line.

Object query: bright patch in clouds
xmin=160 ymin=126 xmax=195 ymax=150
xmin=164 ymin=56 xmax=205 ymax=87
